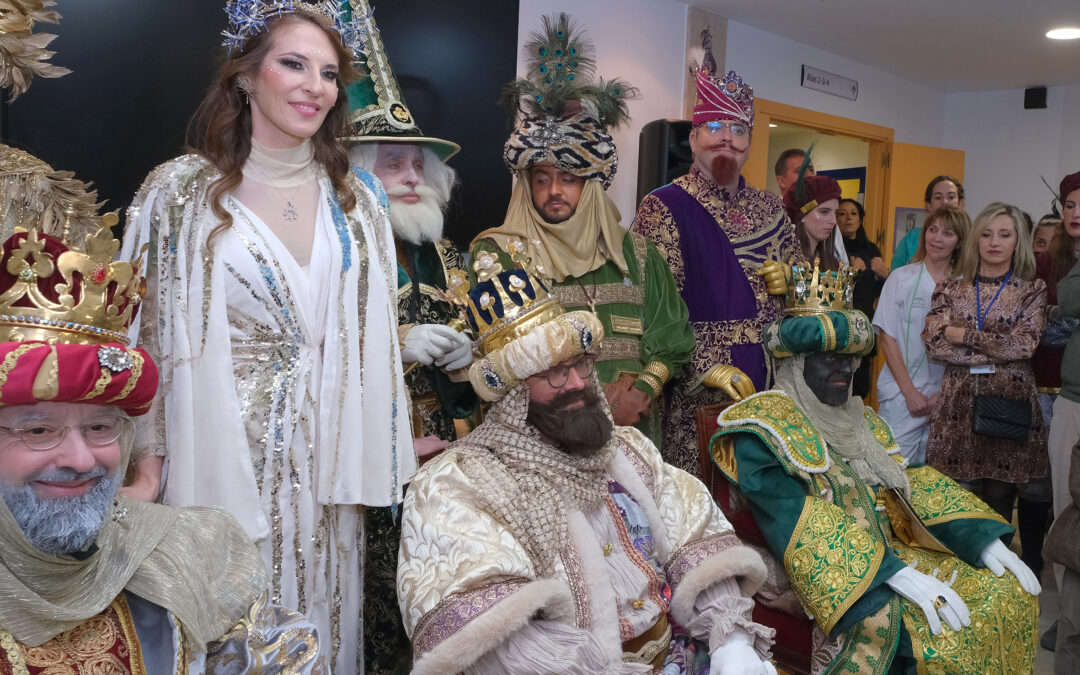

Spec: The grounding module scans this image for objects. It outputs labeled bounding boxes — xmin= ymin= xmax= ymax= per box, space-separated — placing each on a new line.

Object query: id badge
xmin=970 ymin=364 xmax=996 ymax=374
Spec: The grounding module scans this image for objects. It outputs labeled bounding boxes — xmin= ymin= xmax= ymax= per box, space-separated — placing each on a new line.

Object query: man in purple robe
xmin=633 ymin=61 xmax=798 ymax=476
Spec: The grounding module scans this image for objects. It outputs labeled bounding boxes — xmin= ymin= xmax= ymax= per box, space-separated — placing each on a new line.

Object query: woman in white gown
xmin=873 ymin=205 xmax=969 ymax=463
xmin=121 ymin=4 xmax=416 ymax=671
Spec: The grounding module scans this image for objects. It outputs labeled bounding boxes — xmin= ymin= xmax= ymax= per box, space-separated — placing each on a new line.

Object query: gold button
xmin=602 ymin=544 xmax=613 ymax=556
xmin=631 ymin=600 xmax=645 ymax=610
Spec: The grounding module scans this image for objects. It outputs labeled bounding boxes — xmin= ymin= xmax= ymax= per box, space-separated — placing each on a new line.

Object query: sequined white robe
xmin=122 ymin=155 xmax=416 ymax=673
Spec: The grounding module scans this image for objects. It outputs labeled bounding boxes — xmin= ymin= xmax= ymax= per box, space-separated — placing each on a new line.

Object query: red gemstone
xmin=91 ymin=264 xmax=107 ymax=284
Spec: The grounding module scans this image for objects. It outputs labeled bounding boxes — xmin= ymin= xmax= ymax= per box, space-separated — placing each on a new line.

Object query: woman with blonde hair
xmin=120 ymin=3 xmax=418 ymax=670
xmin=874 ymin=205 xmax=969 ymax=462
xmin=923 ymin=202 xmax=1047 ymax=530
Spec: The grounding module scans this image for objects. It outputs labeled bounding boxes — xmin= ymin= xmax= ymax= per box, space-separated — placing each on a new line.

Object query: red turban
xmin=0 ymin=341 xmax=157 ymax=416
xmin=692 ymin=69 xmax=755 ymax=130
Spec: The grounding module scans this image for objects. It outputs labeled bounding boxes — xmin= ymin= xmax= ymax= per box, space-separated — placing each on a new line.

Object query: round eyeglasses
xmin=704 ymin=120 xmax=749 ymax=138
xmin=0 ymin=416 xmax=132 ymax=451
xmin=544 ymin=356 xmax=596 ymax=388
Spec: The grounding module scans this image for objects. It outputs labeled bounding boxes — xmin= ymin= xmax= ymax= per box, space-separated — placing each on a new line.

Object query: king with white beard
xmin=341 ymin=3 xmax=478 ymax=671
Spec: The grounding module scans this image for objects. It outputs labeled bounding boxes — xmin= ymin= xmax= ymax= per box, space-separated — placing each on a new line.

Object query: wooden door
xmin=879 ymin=142 xmax=966 ymax=264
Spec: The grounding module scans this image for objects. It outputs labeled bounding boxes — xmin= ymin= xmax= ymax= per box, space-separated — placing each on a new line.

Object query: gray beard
xmin=0 ymin=466 xmax=121 ymax=555
xmin=387 ymin=185 xmax=446 ymax=245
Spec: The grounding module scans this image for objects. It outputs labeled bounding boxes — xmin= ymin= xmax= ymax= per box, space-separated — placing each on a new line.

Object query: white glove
xmin=885 ymin=564 xmax=970 ymax=635
xmin=710 ymin=629 xmax=776 ymax=675
xmin=401 ymin=324 xmax=463 ymax=366
xmin=979 ymin=538 xmax=1041 ymax=595
xmin=435 ymin=330 xmax=473 ymax=371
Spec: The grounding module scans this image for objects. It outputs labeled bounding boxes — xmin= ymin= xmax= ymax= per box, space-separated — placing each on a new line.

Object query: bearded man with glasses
xmin=633 ymin=44 xmax=800 ymax=477
xmin=397 ymin=258 xmax=776 ymax=674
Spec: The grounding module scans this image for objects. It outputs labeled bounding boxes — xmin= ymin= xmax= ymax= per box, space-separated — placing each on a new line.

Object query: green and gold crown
xmin=786 ymin=259 xmax=856 ymax=315
xmin=446 ymin=239 xmax=564 ymax=355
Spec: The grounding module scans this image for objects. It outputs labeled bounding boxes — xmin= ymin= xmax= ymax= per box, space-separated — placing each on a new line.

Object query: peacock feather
xmin=793 ymin=142 xmax=817 ymax=204
xmin=501 ymin=13 xmax=636 ymax=128
xmin=1040 ymin=175 xmax=1061 ymax=217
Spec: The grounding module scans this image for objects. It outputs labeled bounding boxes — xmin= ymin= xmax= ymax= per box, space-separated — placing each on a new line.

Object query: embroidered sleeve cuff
xmin=411 ymin=578 xmax=573 ymax=675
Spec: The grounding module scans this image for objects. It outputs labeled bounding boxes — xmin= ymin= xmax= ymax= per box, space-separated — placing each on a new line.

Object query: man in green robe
xmin=469 ymin=14 xmax=694 ymax=447
xmin=343 ymin=4 xmax=477 ymax=671
xmin=709 ymin=263 xmax=1041 ymax=674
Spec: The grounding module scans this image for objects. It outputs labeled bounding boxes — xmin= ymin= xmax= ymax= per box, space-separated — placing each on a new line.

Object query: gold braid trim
xmin=783 ymin=496 xmax=886 ymax=635
xmin=79 ymin=367 xmax=113 ymax=401
xmin=0 ymin=343 xmax=46 ymax=404
xmin=106 ymin=349 xmax=144 ymax=404
xmin=643 ymin=361 xmax=670 ymax=384
xmin=0 ymin=627 xmax=29 ymax=674
xmin=816 ymin=314 xmax=837 ymax=352
xmin=636 ymin=371 xmax=663 ymax=398
xmin=717 ymin=392 xmax=829 ymax=474
xmin=905 ymin=465 xmax=1011 ymax=527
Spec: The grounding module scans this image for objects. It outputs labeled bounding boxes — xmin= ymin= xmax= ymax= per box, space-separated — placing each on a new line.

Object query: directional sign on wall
xmin=801 ymin=65 xmax=858 ymax=101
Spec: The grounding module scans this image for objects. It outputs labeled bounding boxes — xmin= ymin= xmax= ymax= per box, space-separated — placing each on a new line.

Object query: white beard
xmin=387 ymin=185 xmax=446 ymax=245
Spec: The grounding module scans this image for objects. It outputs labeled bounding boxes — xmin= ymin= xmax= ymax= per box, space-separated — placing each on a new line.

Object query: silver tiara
xmin=222 ymin=0 xmax=366 ymax=59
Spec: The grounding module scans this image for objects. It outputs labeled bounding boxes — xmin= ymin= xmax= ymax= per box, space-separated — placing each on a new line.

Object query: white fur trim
xmin=668 ymin=546 xmax=768 ymax=626
xmin=607 ymin=448 xmax=672 ymax=561
xmin=411 ymin=578 xmax=573 ymax=675
xmin=566 ymin=509 xmax=623 ymax=663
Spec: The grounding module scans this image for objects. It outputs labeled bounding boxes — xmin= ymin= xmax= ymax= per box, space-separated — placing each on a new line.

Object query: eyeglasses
xmin=543 ymin=356 xmax=596 ymax=388
xmin=0 ymin=416 xmax=131 ymax=451
xmin=704 ymin=120 xmax=750 ymax=138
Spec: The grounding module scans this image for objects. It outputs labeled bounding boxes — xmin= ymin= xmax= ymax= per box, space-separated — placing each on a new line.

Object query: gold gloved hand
xmin=701 ymin=364 xmax=756 ymax=401
xmin=756 ymin=260 xmax=791 ymax=296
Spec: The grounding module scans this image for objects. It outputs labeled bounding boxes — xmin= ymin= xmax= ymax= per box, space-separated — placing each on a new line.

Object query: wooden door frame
xmin=746 ymin=98 xmax=895 ymax=251
xmin=745 ymin=100 xmax=896 ymax=410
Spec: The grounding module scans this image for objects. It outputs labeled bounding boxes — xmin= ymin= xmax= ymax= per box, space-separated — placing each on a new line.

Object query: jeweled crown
xmin=222 ymin=0 xmax=366 ymax=58
xmin=0 ymin=220 xmax=147 ymax=345
xmin=786 ymin=259 xmax=856 ymax=315
xmin=446 ymin=239 xmax=564 ymax=355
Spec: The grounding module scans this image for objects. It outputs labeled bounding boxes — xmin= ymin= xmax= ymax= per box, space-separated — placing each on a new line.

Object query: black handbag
xmin=972 ymin=395 xmax=1031 ymax=442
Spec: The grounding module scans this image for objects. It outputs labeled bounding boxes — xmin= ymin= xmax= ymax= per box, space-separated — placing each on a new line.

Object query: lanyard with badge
xmin=902 ymin=264 xmax=928 ymax=379
xmin=970 ymin=270 xmax=1012 ymax=374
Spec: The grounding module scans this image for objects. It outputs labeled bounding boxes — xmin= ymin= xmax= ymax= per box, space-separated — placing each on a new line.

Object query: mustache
xmin=386 ymin=184 xmax=440 ymax=199
xmin=33 ymin=465 xmax=108 ymax=484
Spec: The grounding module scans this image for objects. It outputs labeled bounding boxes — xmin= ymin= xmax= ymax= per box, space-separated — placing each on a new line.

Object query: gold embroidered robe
xmin=711 ymin=391 xmax=1039 ymax=675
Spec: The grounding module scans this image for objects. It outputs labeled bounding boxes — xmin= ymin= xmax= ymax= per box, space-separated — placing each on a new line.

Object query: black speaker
xmin=1024 ymin=86 xmax=1047 ymax=110
xmin=636 ymin=119 xmax=693 ymax=205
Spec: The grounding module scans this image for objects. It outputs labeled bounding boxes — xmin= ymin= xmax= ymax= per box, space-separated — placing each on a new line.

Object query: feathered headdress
xmin=784 ymin=144 xmax=842 ymax=224
xmin=501 ymin=13 xmax=635 ymax=129
xmin=0 ymin=0 xmax=70 ymax=101
xmin=501 ymin=14 xmax=636 ymax=188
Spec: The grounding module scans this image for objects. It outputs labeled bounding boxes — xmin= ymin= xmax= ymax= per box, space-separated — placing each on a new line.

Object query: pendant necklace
xmin=247 ymin=162 xmax=310 ymax=222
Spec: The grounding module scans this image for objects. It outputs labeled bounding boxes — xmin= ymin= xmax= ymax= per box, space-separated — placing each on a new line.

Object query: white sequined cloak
xmin=122 ymin=155 xmax=416 ymax=672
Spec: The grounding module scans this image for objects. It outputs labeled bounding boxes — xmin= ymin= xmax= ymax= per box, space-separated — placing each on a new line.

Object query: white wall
xmin=943 ymin=85 xmax=1080 ymax=219
xmin=723 ymin=20 xmax=945 ymax=148
xmin=517 ymin=0 xmax=689 ymax=222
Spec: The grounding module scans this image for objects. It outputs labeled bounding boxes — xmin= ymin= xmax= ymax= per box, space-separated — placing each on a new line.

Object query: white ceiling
xmin=689 ymin=0 xmax=1080 ymax=92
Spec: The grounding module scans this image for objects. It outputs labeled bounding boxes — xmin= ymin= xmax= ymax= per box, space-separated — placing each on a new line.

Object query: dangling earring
xmin=236 ymin=79 xmax=252 ymax=104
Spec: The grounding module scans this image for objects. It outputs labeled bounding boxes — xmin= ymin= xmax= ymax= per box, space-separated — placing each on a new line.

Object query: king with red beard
xmin=632 ymin=44 xmax=800 ymax=477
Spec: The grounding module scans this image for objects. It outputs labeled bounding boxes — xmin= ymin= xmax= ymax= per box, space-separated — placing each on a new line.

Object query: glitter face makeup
xmin=248 ymin=21 xmax=340 ymax=148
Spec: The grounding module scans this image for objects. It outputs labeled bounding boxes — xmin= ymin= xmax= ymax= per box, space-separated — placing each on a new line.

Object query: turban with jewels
xmin=763 ymin=310 xmax=875 ymax=360
xmin=0 ymin=226 xmax=156 ymax=416
xmin=0 ymin=341 xmax=157 ymax=416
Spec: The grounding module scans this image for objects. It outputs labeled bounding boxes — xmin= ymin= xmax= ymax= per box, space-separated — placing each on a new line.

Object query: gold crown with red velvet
xmin=0 ymin=219 xmax=147 ymax=345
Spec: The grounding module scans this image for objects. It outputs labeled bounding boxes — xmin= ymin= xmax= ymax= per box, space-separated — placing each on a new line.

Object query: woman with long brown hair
xmin=120 ymin=3 xmax=416 ymax=670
